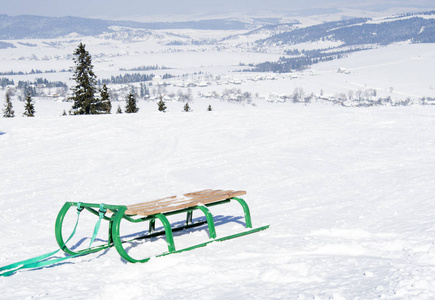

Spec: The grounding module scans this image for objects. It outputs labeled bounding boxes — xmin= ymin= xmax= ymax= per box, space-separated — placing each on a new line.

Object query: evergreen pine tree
xmin=23 ymin=93 xmax=35 ymax=117
xmin=125 ymin=91 xmax=139 ymax=113
xmin=157 ymin=96 xmax=167 ymax=113
xmin=183 ymin=102 xmax=191 ymax=112
xmin=97 ymin=84 xmax=111 ymax=114
xmin=62 ymin=110 xmax=67 ymax=116
xmin=3 ymin=93 xmax=14 ymax=118
xmin=207 ymin=105 xmax=213 ymax=111
xmin=116 ymin=105 xmax=123 ymax=114
xmin=69 ymin=43 xmax=97 ymax=115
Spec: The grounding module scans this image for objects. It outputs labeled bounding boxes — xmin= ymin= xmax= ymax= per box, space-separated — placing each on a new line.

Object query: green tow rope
xmin=88 ymin=203 xmax=106 ymax=247
xmin=0 ymin=203 xmax=106 ymax=277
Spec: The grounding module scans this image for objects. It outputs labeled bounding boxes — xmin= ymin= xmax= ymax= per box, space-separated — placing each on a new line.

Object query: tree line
xmin=2 ymin=42 xmax=212 ymax=117
xmin=2 ymin=89 xmax=213 ymax=118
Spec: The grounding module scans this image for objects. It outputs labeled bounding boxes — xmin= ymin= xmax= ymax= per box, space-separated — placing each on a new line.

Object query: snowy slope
xmin=1 ymin=104 xmax=435 ymax=299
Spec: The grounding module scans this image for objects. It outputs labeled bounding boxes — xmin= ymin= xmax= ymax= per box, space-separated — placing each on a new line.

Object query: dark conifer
xmin=97 ymin=84 xmax=111 ymax=114
xmin=23 ymin=93 xmax=35 ymax=117
xmin=157 ymin=96 xmax=167 ymax=112
xmin=3 ymin=93 xmax=14 ymax=118
xmin=125 ymin=91 xmax=139 ymax=113
xmin=207 ymin=105 xmax=213 ymax=111
xmin=69 ymin=43 xmax=97 ymax=115
xmin=183 ymin=102 xmax=191 ymax=112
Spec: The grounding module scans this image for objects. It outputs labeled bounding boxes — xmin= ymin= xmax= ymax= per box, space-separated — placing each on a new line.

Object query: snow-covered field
xmin=1 ymin=103 xmax=435 ymax=299
xmin=311 ymin=43 xmax=435 ymax=99
xmin=1 ymin=23 xmax=434 ymax=104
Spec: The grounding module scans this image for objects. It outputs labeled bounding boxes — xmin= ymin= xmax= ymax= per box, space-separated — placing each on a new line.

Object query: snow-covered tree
xmin=125 ymin=91 xmax=138 ymax=113
xmin=292 ymin=87 xmax=305 ymax=103
xmin=3 ymin=93 xmax=14 ymax=118
xmin=23 ymin=93 xmax=35 ymax=117
xmin=96 ymin=84 xmax=111 ymax=114
xmin=207 ymin=105 xmax=213 ymax=111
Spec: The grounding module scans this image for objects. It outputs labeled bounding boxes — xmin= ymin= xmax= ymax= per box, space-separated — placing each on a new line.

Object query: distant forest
xmin=98 ymin=73 xmax=174 ymax=85
xmin=252 ymin=48 xmax=362 ymax=73
xmin=253 ymin=14 xmax=435 ymax=72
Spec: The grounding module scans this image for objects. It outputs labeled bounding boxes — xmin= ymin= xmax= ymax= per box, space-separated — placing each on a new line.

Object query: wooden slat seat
xmin=125 ymin=189 xmax=246 ymax=216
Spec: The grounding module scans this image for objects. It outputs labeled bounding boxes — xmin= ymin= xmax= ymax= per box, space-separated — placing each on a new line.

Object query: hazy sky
xmin=1 ymin=0 xmax=434 ymax=20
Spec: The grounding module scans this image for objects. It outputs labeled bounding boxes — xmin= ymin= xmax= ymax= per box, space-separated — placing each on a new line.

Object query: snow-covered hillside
xmin=1 ymin=104 xmax=435 ymax=299
xmin=1 ymin=7 xmax=435 ymax=298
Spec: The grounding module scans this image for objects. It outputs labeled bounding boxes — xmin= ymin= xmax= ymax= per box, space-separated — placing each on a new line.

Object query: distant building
xmin=338 ymin=68 xmax=350 ymax=74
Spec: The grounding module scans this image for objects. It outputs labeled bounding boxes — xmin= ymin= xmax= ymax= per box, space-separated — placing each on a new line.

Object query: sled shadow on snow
xmin=118 ymin=214 xmax=246 ymax=263
xmin=120 ymin=214 xmax=245 ymax=242
xmin=67 ymin=214 xmax=245 ymax=249
xmin=63 ymin=214 xmax=245 ymax=264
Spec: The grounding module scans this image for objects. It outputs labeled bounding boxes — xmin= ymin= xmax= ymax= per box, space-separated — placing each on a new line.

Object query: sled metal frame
xmin=55 ymin=190 xmax=269 ymax=263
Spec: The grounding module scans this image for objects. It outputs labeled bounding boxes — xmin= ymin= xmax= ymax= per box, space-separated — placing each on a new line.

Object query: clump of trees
xmin=0 ymin=77 xmax=14 ymax=88
xmin=98 ymin=73 xmax=173 ymax=85
xmin=2 ymin=92 xmax=36 ymax=118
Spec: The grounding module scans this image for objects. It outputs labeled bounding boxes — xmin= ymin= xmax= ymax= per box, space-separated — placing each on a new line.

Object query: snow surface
xmin=1 ymin=103 xmax=435 ymax=299
xmin=1 ymin=9 xmax=435 ymax=298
